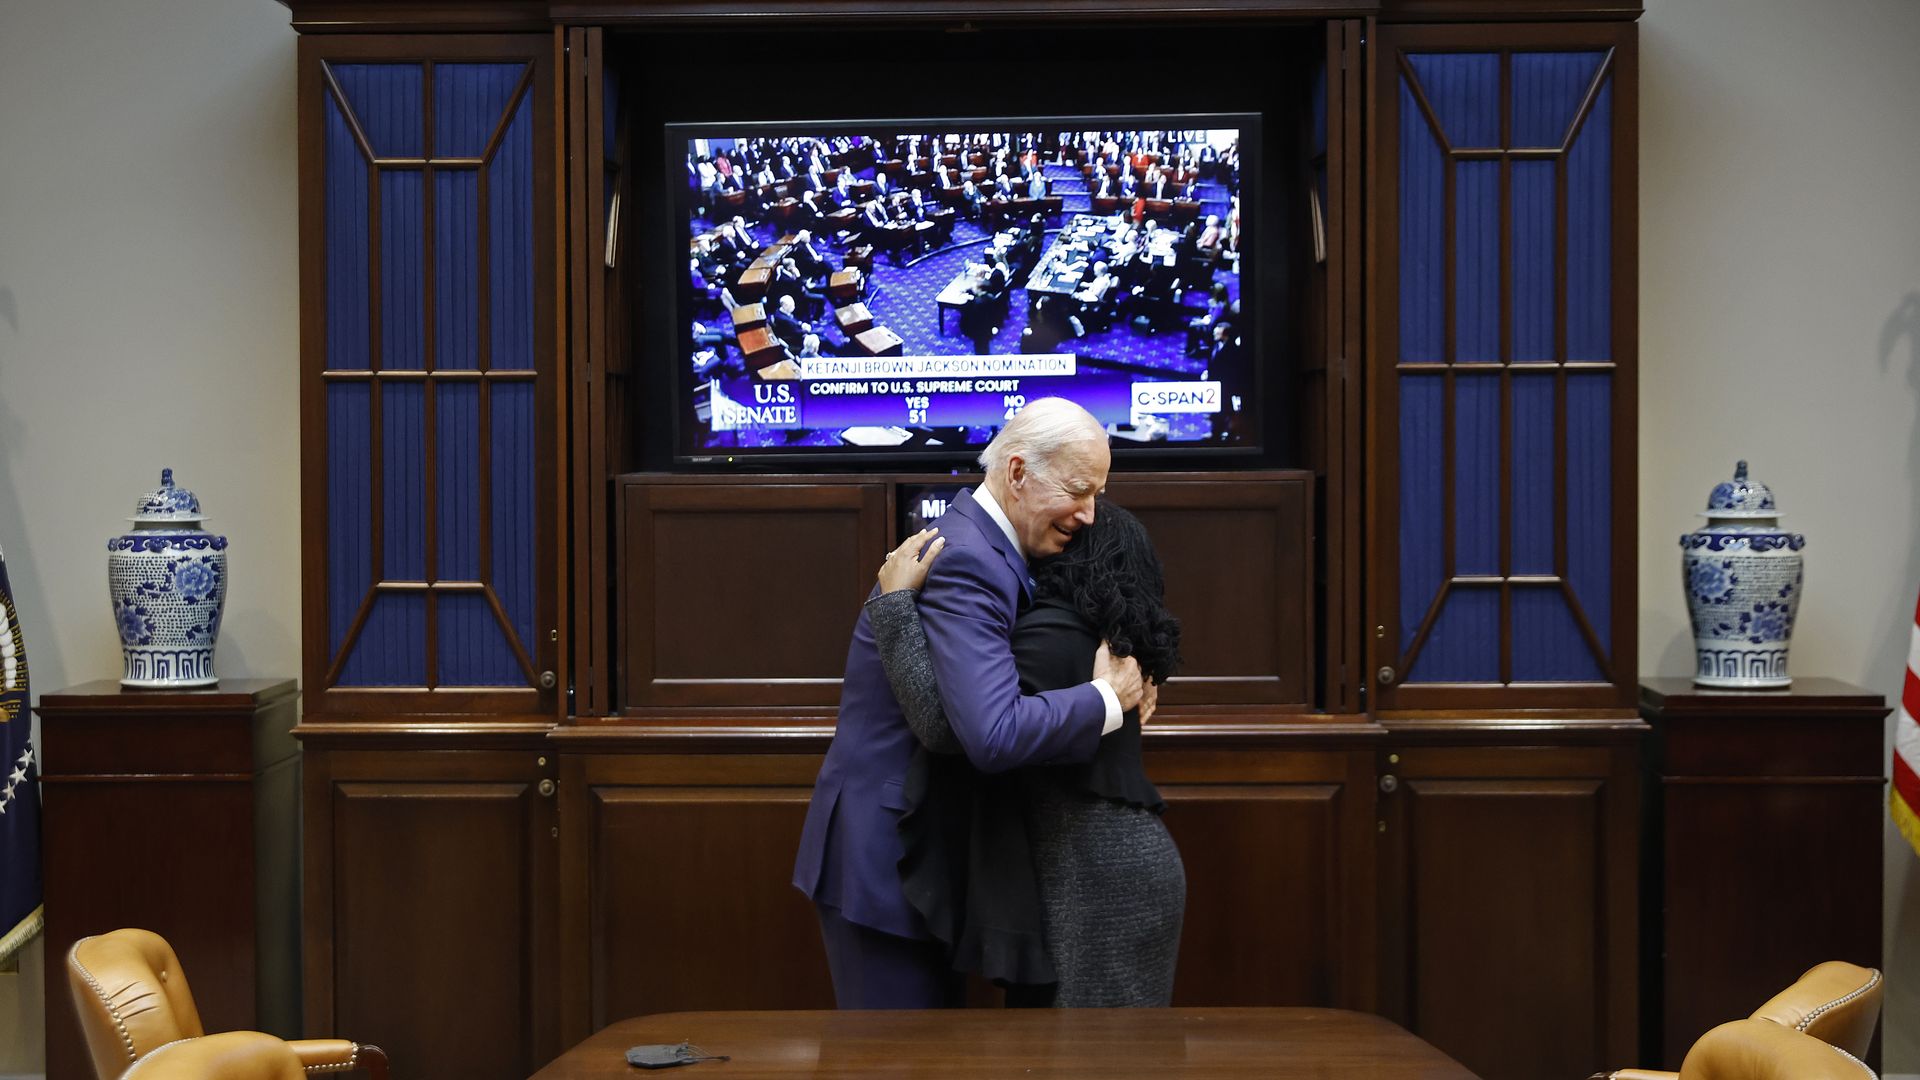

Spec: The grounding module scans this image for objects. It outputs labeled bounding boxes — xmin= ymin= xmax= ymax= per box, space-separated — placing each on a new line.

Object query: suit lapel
xmin=952 ymin=489 xmax=1034 ymax=603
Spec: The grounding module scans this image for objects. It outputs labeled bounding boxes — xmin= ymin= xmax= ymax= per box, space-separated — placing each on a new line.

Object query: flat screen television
xmin=670 ymin=115 xmax=1260 ymax=464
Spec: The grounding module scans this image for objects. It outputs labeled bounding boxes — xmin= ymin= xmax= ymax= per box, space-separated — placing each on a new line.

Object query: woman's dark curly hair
xmin=1032 ymin=498 xmax=1182 ymax=684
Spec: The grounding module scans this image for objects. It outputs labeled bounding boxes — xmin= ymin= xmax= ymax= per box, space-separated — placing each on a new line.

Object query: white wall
xmin=1639 ymin=0 xmax=1920 ymax=1066
xmin=1 ymin=0 xmax=1916 ymax=1074
xmin=0 ymin=0 xmax=298 ymax=1072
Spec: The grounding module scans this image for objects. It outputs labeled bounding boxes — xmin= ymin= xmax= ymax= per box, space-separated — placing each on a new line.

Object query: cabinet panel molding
xmin=303 ymin=748 xmax=559 ymax=1078
xmin=1369 ymin=21 xmax=1638 ymax=713
xmin=299 ymin=34 xmax=561 ymax=721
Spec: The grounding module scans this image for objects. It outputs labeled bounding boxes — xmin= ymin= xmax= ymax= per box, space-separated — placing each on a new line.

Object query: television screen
xmin=673 ymin=116 xmax=1257 ymax=462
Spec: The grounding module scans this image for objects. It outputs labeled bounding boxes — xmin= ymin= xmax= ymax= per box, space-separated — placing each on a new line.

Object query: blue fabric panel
xmin=1406 ymin=53 xmax=1500 ymax=148
xmin=327 ymin=383 xmax=372 ymax=661
xmin=1453 ymin=374 xmax=1499 ymax=576
xmin=341 ymin=593 xmax=427 ymax=687
xmin=1567 ymin=372 xmax=1613 ymax=653
xmin=435 ymin=170 xmax=480 ymax=370
xmin=331 ymin=64 xmax=423 ymax=159
xmin=379 ymin=171 xmax=424 ymax=371
xmin=436 ymin=382 xmax=481 ymax=581
xmin=435 ymin=63 xmax=526 ymax=160
xmin=439 ymin=593 xmax=521 ymax=686
xmin=325 ymin=95 xmax=370 ymax=372
xmin=1510 ymin=373 xmax=1556 ymax=576
xmin=491 ymin=382 xmax=536 ymax=672
xmin=489 ymin=94 xmax=535 ymax=371
xmin=1399 ymin=375 xmax=1445 ymax=652
xmin=1512 ymin=52 xmax=1606 ymax=148
xmin=382 ymin=381 xmax=427 ymax=582
xmin=1512 ymin=160 xmax=1556 ymax=363
xmin=1455 ymin=161 xmax=1499 ymax=363
xmin=1408 ymin=587 xmax=1500 ymax=683
xmin=603 ymin=66 xmax=620 ymax=157
xmin=1512 ymin=586 xmax=1606 ymax=682
xmin=1567 ymin=80 xmax=1613 ymax=361
xmin=1399 ymin=78 xmax=1445 ymax=363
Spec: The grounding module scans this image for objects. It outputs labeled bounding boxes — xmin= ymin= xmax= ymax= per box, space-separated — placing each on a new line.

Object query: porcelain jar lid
xmin=130 ymin=468 xmax=205 ymax=523
xmin=1701 ymin=460 xmax=1780 ymax=519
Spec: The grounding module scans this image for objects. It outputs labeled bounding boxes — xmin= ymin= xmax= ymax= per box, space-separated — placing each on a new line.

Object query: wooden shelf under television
xmin=608 ymin=470 xmax=1316 ymax=716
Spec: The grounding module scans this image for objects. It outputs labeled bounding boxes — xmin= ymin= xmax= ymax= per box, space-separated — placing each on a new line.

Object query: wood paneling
xmin=586 ymin=785 xmax=832 ymax=1019
xmin=1377 ymin=738 xmax=1640 ymax=1080
xmin=303 ymin=747 xmax=558 ymax=1079
xmin=557 ymin=754 xmax=831 ymax=1046
xmin=1106 ymin=475 xmax=1314 ymax=709
xmin=1153 ymin=748 xmax=1374 ymax=1008
xmin=556 ymin=746 xmax=1372 ymax=1041
xmin=281 ymin=11 xmax=1647 ymax=1080
xmin=1643 ymin=678 xmax=1888 ymax=1069
xmin=615 ymin=473 xmax=1315 ymax=715
xmin=617 ymin=478 xmax=887 ymax=710
xmin=37 ymin=681 xmax=300 ymax=1080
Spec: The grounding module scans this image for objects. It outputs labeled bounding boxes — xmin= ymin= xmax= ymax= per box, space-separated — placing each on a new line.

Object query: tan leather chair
xmin=121 ymin=1031 xmax=306 ymax=1080
xmin=1748 ymin=961 xmax=1881 ymax=1059
xmin=67 ymin=929 xmax=388 ymax=1080
xmin=1599 ymin=961 xmax=1882 ymax=1080
xmin=1674 ymin=1019 xmax=1874 ymax=1080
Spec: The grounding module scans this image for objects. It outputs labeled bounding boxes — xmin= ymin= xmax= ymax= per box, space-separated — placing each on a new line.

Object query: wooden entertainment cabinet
xmin=283 ymin=5 xmax=1645 ymax=1080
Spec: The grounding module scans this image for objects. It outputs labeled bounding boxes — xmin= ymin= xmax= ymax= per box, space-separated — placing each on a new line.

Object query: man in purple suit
xmin=793 ymin=398 xmax=1145 ymax=1008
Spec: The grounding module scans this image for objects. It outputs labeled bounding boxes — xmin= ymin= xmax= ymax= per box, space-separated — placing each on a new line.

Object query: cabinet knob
xmin=540 ymin=670 xmax=558 ymax=690
xmin=1377 ymin=665 xmax=1396 ymax=685
xmin=538 ymin=779 xmax=556 ymax=798
xmin=1379 ymin=774 xmax=1399 ymax=794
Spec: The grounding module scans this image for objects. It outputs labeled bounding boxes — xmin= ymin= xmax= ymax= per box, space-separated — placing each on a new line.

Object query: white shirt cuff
xmin=1092 ymin=679 xmax=1124 ymax=735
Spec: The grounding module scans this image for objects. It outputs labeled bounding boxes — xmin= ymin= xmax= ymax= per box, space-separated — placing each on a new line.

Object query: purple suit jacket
xmin=791 ymin=489 xmax=1107 ymax=939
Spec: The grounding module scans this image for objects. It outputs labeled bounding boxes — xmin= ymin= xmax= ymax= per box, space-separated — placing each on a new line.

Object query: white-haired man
xmin=793 ymin=398 xmax=1144 ymax=1009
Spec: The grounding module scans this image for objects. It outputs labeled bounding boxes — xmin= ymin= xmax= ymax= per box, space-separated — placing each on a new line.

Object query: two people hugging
xmin=792 ymin=397 xmax=1185 ymax=1008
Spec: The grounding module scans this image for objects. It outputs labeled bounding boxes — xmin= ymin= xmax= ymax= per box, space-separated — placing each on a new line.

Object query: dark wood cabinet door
xmin=302 ymin=746 xmax=560 ymax=1078
xmin=1644 ymin=679 xmax=1889 ymax=1069
xmin=615 ymin=477 xmax=889 ymax=712
xmin=1369 ymin=23 xmax=1638 ymax=712
xmin=1105 ymin=474 xmax=1314 ymax=710
xmin=557 ymin=753 xmax=834 ymax=1048
xmin=1154 ymin=747 xmax=1376 ymax=1009
xmin=1377 ymin=739 xmax=1640 ymax=1080
xmin=298 ymin=35 xmax=561 ymax=722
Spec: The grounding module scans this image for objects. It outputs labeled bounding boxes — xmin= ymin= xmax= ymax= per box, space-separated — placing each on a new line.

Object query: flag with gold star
xmin=0 ymin=546 xmax=41 ymax=968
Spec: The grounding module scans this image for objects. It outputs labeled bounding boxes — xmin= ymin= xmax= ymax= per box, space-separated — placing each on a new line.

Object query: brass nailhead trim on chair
xmin=136 ymin=1037 xmax=199 ymax=1063
xmin=1797 ymin=969 xmax=1882 ymax=1034
xmin=1829 ymin=1043 xmax=1877 ymax=1080
xmin=69 ymin=946 xmax=139 ymax=1065
xmin=303 ymin=1045 xmax=360 ymax=1073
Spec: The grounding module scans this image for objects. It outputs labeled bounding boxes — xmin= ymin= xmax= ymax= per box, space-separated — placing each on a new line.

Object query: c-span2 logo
xmin=1131 ymin=381 xmax=1222 ymax=414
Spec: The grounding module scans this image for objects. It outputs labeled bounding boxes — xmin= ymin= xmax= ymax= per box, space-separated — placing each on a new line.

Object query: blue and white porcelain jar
xmin=108 ymin=468 xmax=228 ymax=688
xmin=1681 ymin=461 xmax=1804 ymax=689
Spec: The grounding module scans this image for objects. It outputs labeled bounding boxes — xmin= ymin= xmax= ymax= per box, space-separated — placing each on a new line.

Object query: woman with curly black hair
xmin=863 ymin=499 xmax=1186 ymax=1006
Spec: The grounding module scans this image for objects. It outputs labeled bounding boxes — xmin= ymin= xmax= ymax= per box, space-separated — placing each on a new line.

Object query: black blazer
xmin=1010 ymin=602 xmax=1159 ymax=811
xmin=770 ymin=309 xmax=809 ymax=351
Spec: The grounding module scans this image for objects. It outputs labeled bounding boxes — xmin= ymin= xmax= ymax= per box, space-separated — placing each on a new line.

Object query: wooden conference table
xmin=527 ymin=1008 xmax=1480 ymax=1079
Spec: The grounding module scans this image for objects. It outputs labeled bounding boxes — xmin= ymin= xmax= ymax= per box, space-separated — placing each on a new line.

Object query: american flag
xmin=0 ymin=546 xmax=40 ymax=968
xmin=1894 ymin=585 xmax=1920 ymax=857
